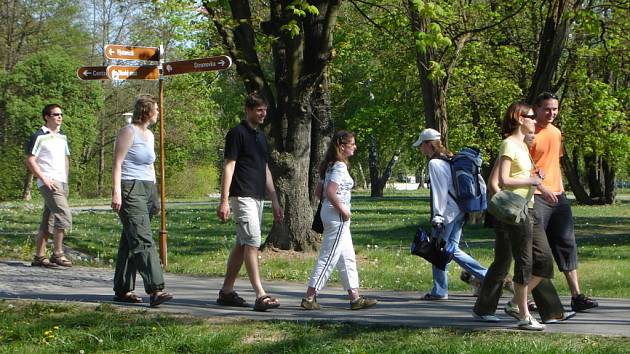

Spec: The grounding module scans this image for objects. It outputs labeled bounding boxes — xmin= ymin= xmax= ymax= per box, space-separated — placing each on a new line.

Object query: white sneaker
xmin=518 ymin=315 xmax=546 ymax=331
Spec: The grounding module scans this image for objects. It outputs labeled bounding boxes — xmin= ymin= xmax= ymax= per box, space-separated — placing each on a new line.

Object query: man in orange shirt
xmin=530 ymin=92 xmax=598 ymax=312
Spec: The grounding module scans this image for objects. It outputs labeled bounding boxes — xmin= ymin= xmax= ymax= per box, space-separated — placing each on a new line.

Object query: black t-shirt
xmin=224 ymin=120 xmax=268 ymax=199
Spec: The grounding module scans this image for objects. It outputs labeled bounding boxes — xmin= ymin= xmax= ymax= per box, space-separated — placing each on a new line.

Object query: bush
xmin=165 ymin=163 xmax=219 ymax=198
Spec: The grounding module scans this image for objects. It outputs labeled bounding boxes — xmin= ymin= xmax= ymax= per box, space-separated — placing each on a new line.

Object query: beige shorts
xmin=229 ymin=196 xmax=264 ymax=247
xmin=38 ymin=181 xmax=72 ymax=234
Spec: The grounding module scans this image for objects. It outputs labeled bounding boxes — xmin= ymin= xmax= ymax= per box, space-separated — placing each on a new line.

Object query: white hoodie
xmin=428 ymin=158 xmax=463 ymax=225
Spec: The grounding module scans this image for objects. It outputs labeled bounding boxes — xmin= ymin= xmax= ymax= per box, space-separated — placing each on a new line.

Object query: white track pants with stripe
xmin=307 ymin=205 xmax=359 ymax=293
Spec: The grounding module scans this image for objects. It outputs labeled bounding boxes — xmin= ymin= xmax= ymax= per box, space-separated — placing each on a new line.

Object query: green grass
xmin=1 ymin=191 xmax=629 ymax=298
xmin=1 ymin=301 xmax=629 ymax=353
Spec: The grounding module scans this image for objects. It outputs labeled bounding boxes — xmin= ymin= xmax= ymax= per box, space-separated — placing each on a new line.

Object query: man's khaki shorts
xmin=229 ymin=197 xmax=264 ymax=247
xmin=38 ymin=181 xmax=72 ymax=234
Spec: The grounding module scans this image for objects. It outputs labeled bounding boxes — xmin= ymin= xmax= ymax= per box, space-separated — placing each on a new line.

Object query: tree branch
xmin=349 ymin=0 xmax=406 ymax=45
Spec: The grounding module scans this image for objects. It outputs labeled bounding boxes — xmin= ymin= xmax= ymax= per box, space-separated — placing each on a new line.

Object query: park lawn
xmin=1 ymin=301 xmax=629 ymax=354
xmin=1 ymin=191 xmax=629 ymax=298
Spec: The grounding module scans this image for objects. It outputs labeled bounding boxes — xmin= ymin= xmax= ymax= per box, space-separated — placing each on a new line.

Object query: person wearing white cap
xmin=413 ymin=128 xmax=488 ymax=301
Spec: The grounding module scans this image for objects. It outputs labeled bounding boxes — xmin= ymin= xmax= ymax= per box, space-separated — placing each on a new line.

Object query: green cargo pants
xmin=113 ymin=180 xmax=165 ymax=295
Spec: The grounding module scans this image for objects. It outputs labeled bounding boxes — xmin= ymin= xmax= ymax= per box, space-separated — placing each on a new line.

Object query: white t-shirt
xmin=25 ymin=126 xmax=70 ymax=187
xmin=323 ymin=161 xmax=354 ymax=208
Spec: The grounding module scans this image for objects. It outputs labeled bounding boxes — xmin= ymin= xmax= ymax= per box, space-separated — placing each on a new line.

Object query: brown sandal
xmin=150 ymin=291 xmax=174 ymax=307
xmin=113 ymin=292 xmax=143 ymax=303
xmin=31 ymin=256 xmax=59 ymax=268
xmin=50 ymin=253 xmax=72 ymax=267
xmin=253 ymin=295 xmax=280 ymax=312
xmin=217 ymin=290 xmax=249 ymax=307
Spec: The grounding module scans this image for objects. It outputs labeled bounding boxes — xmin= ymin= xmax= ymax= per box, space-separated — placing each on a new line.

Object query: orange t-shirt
xmin=530 ymin=124 xmax=564 ymax=194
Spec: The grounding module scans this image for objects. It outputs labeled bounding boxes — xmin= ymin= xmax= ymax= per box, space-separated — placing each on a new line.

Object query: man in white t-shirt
xmin=25 ymin=104 xmax=73 ymax=268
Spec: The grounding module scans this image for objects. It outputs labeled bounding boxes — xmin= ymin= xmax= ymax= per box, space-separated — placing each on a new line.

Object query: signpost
xmin=106 ymin=65 xmax=160 ymax=81
xmin=163 ymin=55 xmax=232 ymax=76
xmin=78 ymin=44 xmax=233 ymax=269
xmin=76 ymin=66 xmax=108 ymax=80
xmin=104 ymin=44 xmax=160 ymax=61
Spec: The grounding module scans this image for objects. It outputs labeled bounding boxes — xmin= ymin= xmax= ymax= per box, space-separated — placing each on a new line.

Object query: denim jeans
xmin=430 ymin=213 xmax=488 ymax=297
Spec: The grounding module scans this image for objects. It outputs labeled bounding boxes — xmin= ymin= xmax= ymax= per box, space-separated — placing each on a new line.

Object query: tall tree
xmin=203 ymin=1 xmax=342 ymax=251
xmin=407 ymin=0 xmax=527 ymax=146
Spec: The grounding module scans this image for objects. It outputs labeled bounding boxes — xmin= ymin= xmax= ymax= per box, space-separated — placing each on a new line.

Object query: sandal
xmin=31 ymin=255 xmax=59 ymax=268
xmin=253 ymin=295 xmax=280 ymax=312
xmin=217 ymin=290 xmax=249 ymax=307
xmin=50 ymin=253 xmax=72 ymax=267
xmin=149 ymin=291 xmax=173 ymax=307
xmin=113 ymin=292 xmax=143 ymax=303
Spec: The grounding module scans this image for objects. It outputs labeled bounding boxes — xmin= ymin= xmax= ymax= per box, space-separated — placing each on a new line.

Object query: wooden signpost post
xmin=78 ymin=44 xmax=232 ymax=268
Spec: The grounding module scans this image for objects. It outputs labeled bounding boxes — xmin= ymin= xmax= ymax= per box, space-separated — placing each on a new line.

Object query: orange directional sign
xmin=106 ymin=65 xmax=160 ymax=81
xmin=77 ymin=66 xmax=108 ymax=80
xmin=104 ymin=44 xmax=160 ymax=61
xmin=162 ymin=55 xmax=232 ymax=76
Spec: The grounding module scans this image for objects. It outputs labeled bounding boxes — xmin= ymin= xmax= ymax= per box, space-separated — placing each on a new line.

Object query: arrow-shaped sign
xmin=162 ymin=55 xmax=232 ymax=76
xmin=106 ymin=65 xmax=160 ymax=81
xmin=76 ymin=66 xmax=108 ymax=80
xmin=104 ymin=44 xmax=160 ymax=61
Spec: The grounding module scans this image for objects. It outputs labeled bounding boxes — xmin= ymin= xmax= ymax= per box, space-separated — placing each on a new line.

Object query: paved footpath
xmin=1 ymin=260 xmax=628 ymax=336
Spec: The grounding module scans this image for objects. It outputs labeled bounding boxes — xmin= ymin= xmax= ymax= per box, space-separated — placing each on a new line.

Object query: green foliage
xmin=332 ymin=3 xmax=422 ymax=177
xmin=166 ymin=163 xmax=219 ymax=198
xmin=280 ymin=1 xmax=321 ymax=37
xmin=287 ymin=1 xmax=320 ymax=17
xmin=280 ymin=19 xmax=302 ymax=38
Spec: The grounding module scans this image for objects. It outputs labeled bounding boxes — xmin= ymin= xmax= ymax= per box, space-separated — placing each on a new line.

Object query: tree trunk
xmin=369 ymin=135 xmax=384 ymax=197
xmin=527 ymin=0 xmax=583 ymax=102
xmin=560 ymin=147 xmax=593 ymax=205
xmin=207 ymin=1 xmax=341 ymax=251
xmin=265 ymin=93 xmax=319 ymax=251
xmin=22 ymin=170 xmax=33 ymax=201
xmin=357 ymin=163 xmax=368 ymax=190
xmin=602 ymin=158 xmax=616 ymax=204
xmin=308 ymin=73 xmax=334 ymax=206
xmin=369 ymin=135 xmax=401 ymax=197
xmin=407 ymin=1 xmax=449 ymax=143
xmin=584 ymin=153 xmax=602 ymax=199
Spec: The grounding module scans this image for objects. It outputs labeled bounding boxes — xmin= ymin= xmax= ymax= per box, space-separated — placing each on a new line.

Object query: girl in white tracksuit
xmin=301 ymin=130 xmax=377 ymax=311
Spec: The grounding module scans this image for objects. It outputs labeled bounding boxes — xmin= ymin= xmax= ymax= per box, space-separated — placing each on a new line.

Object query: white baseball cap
xmin=412 ymin=128 xmax=441 ymax=147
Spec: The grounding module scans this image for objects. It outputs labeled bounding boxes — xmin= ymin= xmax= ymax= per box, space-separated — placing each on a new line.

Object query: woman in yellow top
xmin=473 ymin=102 xmax=547 ymax=330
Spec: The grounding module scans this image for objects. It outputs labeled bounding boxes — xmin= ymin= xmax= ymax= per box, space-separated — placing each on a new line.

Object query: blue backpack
xmin=440 ymin=147 xmax=487 ymax=213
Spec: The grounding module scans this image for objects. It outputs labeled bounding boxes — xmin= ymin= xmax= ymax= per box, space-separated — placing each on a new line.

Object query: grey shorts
xmin=38 ymin=181 xmax=72 ymax=234
xmin=229 ymin=197 xmax=264 ymax=247
xmin=534 ymin=194 xmax=578 ymax=271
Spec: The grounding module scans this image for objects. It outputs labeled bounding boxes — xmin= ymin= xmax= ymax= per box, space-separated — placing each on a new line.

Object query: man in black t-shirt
xmin=215 ymin=92 xmax=283 ymax=311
